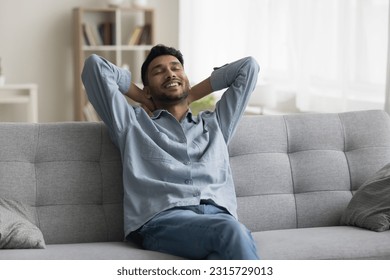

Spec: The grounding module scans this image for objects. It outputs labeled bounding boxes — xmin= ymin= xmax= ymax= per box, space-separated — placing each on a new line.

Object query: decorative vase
xmin=133 ymin=0 xmax=148 ymax=7
xmin=107 ymin=0 xmax=125 ymax=7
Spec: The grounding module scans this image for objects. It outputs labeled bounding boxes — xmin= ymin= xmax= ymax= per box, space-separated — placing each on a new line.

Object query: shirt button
xmin=185 ymin=179 xmax=193 ymax=184
xmin=184 ymin=161 xmax=191 ymax=165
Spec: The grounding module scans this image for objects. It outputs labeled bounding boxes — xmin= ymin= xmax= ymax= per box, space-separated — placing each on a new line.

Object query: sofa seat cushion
xmin=0 ymin=242 xmax=183 ymax=260
xmin=254 ymin=226 xmax=390 ymax=260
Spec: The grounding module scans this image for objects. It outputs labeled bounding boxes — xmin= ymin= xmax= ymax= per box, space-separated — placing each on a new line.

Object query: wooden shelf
xmin=73 ymin=7 xmax=155 ymax=121
xmin=0 ymin=84 xmax=38 ymax=122
xmin=81 ymin=45 xmax=153 ymax=51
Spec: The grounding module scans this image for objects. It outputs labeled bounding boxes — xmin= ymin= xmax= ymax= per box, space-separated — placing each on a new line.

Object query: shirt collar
xmin=151 ymin=109 xmax=164 ymax=120
xmin=151 ymin=109 xmax=199 ymax=124
xmin=185 ymin=109 xmax=198 ymax=124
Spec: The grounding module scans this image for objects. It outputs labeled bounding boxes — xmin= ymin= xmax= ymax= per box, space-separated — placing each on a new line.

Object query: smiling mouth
xmin=163 ymin=80 xmax=181 ymax=89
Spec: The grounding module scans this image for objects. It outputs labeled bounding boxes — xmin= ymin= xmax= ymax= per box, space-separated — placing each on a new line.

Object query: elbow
xmin=246 ymin=56 xmax=260 ymax=75
xmin=84 ymin=54 xmax=101 ymax=67
xmin=81 ymin=54 xmax=101 ymax=82
xmin=242 ymin=57 xmax=260 ymax=84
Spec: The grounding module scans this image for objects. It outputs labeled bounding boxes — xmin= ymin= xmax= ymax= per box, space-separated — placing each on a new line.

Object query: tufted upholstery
xmin=1 ymin=110 xmax=390 ymax=259
xmin=229 ymin=110 xmax=390 ymax=232
xmin=0 ymin=122 xmax=124 ymax=244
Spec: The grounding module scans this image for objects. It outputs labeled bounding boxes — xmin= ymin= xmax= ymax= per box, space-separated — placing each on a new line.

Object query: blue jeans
xmin=129 ymin=204 xmax=259 ymax=260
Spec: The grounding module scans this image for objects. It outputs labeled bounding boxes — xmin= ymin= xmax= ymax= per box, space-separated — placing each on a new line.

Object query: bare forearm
xmin=188 ymin=77 xmax=213 ymax=104
xmin=125 ymin=83 xmax=155 ymax=115
xmin=125 ymin=83 xmax=143 ymax=102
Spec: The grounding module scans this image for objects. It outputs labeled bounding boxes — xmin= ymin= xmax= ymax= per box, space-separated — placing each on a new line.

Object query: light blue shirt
xmin=82 ymin=54 xmax=259 ymax=236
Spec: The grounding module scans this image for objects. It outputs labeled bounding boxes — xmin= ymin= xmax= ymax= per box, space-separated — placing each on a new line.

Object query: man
xmin=82 ymin=44 xmax=260 ymax=259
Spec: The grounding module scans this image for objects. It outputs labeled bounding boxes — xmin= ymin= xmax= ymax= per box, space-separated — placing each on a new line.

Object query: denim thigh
xmin=136 ymin=204 xmax=259 ymax=260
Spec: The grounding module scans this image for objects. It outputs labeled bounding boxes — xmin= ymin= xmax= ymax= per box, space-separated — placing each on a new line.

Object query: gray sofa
xmin=1 ymin=109 xmax=390 ymax=259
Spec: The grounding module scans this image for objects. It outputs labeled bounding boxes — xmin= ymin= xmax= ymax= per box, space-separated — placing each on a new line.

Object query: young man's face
xmin=145 ymin=55 xmax=190 ymax=105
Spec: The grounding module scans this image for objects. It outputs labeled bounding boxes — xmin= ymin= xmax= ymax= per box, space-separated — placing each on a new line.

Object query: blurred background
xmin=0 ymin=0 xmax=389 ymax=122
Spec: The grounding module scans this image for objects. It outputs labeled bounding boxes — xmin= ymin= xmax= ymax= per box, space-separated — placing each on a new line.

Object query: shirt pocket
xmin=191 ymin=126 xmax=228 ymax=165
xmin=141 ymin=132 xmax=175 ymax=163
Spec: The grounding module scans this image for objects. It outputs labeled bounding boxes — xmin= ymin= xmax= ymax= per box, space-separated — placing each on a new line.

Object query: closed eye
xmin=151 ymin=68 xmax=164 ymax=75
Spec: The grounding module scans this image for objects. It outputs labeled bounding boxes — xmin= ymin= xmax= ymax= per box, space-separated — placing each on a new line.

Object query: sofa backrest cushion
xmin=229 ymin=110 xmax=390 ymax=232
xmin=0 ymin=122 xmax=124 ymax=244
xmin=1 ymin=110 xmax=390 ymax=244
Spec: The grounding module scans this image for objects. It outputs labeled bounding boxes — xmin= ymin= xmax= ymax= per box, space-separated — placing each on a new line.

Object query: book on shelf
xmin=83 ymin=22 xmax=115 ymax=46
xmin=82 ymin=23 xmax=97 ymax=46
xmin=128 ymin=24 xmax=152 ymax=45
xmin=128 ymin=26 xmax=143 ymax=45
xmin=98 ymin=22 xmax=115 ymax=45
xmin=138 ymin=24 xmax=151 ymax=45
xmin=91 ymin=24 xmax=103 ymax=45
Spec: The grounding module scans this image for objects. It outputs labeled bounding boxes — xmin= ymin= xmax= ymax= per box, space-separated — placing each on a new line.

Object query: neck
xmin=154 ymin=99 xmax=189 ymax=121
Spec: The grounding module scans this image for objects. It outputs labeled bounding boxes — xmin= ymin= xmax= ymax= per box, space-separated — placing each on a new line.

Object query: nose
xmin=165 ymin=68 xmax=176 ymax=80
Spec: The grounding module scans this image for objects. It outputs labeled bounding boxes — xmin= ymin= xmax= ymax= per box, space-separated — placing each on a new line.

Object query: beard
xmin=153 ymin=90 xmax=189 ymax=104
xmin=150 ymin=79 xmax=191 ymax=105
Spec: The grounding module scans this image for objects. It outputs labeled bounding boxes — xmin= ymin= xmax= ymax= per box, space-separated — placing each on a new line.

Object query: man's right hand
xmin=126 ymin=83 xmax=156 ymax=116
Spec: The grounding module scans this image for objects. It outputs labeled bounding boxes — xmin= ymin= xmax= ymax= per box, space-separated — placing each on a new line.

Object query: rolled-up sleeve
xmin=81 ymin=54 xmax=134 ymax=135
xmin=210 ymin=56 xmax=260 ymax=143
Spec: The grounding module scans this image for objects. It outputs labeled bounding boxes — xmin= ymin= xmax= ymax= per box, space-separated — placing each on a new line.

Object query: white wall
xmin=0 ymin=0 xmax=178 ymax=122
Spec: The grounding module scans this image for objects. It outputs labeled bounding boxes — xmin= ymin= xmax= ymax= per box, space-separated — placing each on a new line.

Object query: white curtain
xmin=179 ymin=0 xmax=389 ymax=113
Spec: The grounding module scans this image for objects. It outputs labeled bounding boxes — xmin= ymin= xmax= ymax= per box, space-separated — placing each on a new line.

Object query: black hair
xmin=141 ymin=44 xmax=184 ymax=85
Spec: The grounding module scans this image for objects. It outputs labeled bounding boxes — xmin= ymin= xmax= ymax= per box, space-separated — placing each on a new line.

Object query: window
xmin=179 ymin=0 xmax=389 ymax=113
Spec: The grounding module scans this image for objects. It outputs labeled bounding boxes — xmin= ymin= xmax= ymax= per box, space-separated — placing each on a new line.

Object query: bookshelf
xmin=73 ymin=7 xmax=155 ymax=121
